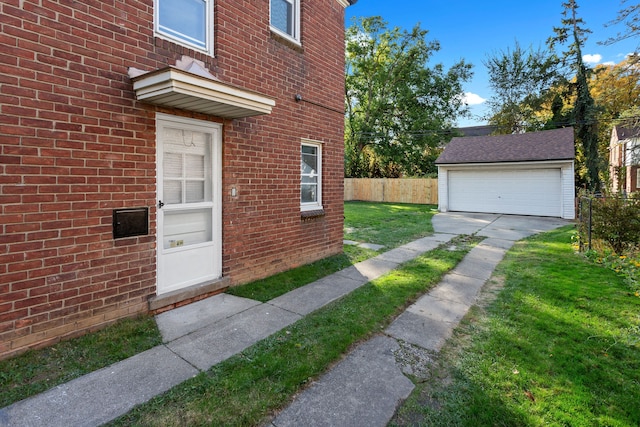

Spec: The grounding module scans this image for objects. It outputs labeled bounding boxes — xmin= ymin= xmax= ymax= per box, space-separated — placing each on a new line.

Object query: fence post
xmin=578 ymin=197 xmax=583 ymax=252
xmin=588 ymin=197 xmax=592 ymax=251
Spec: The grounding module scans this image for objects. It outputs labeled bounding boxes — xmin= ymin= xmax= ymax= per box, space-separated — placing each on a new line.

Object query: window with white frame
xmin=155 ymin=0 xmax=213 ymax=54
xmin=636 ymin=168 xmax=640 ymax=189
xmin=301 ymin=141 xmax=322 ymax=211
xmin=270 ymin=0 xmax=300 ymax=43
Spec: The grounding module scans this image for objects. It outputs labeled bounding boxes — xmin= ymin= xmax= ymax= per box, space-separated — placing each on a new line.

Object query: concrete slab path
xmin=0 ymin=213 xmax=570 ymax=427
xmin=269 ymin=213 xmax=569 ymax=427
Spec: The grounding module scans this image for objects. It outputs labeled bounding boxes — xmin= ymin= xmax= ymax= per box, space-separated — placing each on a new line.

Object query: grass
xmin=344 ymin=201 xmax=437 ymax=247
xmin=228 ymin=201 xmax=437 ymax=302
xmin=0 ymin=201 xmax=437 ymax=408
xmin=225 ymin=252 xmax=356 ymax=302
xmin=0 ymin=315 xmax=162 ymax=408
xmin=108 ymin=235 xmax=480 ymax=426
xmin=391 ymin=226 xmax=640 ymax=427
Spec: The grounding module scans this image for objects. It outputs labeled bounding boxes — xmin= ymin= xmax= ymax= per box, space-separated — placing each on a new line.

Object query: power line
xmin=349 ymin=114 xmax=640 ymax=141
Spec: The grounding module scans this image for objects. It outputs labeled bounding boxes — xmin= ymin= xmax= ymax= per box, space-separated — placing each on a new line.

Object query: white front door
xmin=156 ymin=114 xmax=222 ymax=295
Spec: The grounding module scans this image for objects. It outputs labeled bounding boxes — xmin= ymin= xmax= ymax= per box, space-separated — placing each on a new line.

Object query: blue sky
xmin=345 ymin=0 xmax=639 ymax=127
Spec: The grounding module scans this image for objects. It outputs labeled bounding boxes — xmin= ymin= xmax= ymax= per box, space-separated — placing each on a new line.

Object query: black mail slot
xmin=113 ymin=208 xmax=149 ymax=239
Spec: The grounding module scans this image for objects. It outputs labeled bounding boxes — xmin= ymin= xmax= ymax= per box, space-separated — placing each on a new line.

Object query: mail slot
xmin=113 ymin=208 xmax=149 ymax=239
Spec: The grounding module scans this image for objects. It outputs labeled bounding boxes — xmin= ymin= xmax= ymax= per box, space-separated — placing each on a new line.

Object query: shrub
xmin=590 ymin=195 xmax=640 ymax=254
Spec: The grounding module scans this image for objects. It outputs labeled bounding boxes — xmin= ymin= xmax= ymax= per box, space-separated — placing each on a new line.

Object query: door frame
xmin=155 ymin=113 xmax=222 ymax=295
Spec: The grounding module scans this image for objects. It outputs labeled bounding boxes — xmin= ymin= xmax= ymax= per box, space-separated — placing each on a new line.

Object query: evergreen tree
xmin=549 ymin=0 xmax=601 ymax=191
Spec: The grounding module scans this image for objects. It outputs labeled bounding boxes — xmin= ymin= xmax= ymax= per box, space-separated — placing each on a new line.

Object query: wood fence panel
xmin=344 ymin=178 xmax=438 ymax=204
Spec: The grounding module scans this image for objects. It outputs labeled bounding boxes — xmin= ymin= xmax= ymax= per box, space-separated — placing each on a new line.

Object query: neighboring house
xmin=609 ymin=125 xmax=640 ymax=194
xmin=0 ymin=0 xmax=355 ymax=359
xmin=436 ymin=127 xmax=576 ymax=219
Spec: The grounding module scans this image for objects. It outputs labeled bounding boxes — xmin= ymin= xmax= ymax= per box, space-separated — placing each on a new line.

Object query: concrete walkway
xmin=0 ymin=213 xmax=569 ymax=427
xmin=268 ymin=212 xmax=569 ymax=427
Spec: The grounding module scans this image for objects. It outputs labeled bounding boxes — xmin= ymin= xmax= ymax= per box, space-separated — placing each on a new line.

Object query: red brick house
xmin=0 ymin=0 xmax=354 ymax=359
xmin=609 ymin=125 xmax=640 ymax=194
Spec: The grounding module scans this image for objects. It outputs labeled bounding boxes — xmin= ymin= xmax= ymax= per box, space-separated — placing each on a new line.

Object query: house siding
xmin=0 ymin=0 xmax=346 ymax=359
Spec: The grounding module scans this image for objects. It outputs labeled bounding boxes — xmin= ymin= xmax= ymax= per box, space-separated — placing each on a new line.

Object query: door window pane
xmin=163 ymin=180 xmax=182 ymax=204
xmin=163 ymin=128 xmax=211 ymax=205
xmin=163 ymin=208 xmax=212 ymax=249
xmin=186 ymin=181 xmax=205 ymax=203
xmin=164 ymin=153 xmax=182 ymax=177
xmin=185 ymin=154 xmax=205 ymax=178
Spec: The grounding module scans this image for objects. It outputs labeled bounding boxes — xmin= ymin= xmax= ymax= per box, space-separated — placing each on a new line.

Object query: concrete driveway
xmin=432 ymin=211 xmax=572 ymax=241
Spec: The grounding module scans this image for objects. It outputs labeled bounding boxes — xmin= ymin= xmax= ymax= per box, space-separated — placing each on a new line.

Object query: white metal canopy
xmin=130 ymin=65 xmax=275 ymax=119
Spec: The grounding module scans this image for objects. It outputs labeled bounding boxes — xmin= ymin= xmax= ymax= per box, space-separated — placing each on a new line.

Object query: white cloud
xmin=462 ymin=92 xmax=486 ymax=106
xmin=582 ymin=53 xmax=602 ymax=65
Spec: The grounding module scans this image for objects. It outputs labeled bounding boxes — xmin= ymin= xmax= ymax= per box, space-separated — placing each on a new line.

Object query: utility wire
xmin=349 ymin=114 xmax=640 ymax=141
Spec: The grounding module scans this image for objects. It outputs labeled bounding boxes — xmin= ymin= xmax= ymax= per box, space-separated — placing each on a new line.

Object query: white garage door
xmin=448 ymin=168 xmax=561 ymax=217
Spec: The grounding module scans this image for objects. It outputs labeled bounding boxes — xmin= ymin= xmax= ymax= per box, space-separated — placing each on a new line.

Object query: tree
xmin=484 ymin=42 xmax=560 ymax=134
xmin=601 ymin=0 xmax=640 ymax=52
xmin=590 ymin=59 xmax=640 ymax=121
xmin=590 ymin=59 xmax=640 ymax=169
xmin=345 ymin=17 xmax=472 ymax=177
xmin=549 ymin=0 xmax=601 ymax=192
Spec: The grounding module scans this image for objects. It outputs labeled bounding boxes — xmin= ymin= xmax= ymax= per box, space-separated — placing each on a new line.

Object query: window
xmin=156 ymin=0 xmax=213 ymax=54
xmin=636 ymin=168 xmax=640 ymax=189
xmin=270 ymin=0 xmax=300 ymax=43
xmin=301 ymin=141 xmax=322 ymax=211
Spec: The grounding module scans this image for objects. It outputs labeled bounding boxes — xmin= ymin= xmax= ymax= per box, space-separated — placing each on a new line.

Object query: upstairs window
xmin=301 ymin=141 xmax=322 ymax=211
xmin=156 ymin=0 xmax=213 ymax=54
xmin=270 ymin=0 xmax=300 ymax=43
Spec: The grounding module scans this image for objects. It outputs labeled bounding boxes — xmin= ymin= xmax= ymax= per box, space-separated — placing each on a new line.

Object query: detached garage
xmin=436 ymin=127 xmax=575 ymax=219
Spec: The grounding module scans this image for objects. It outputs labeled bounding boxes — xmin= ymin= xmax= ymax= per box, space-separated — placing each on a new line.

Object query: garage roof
xmin=436 ymin=127 xmax=575 ymax=164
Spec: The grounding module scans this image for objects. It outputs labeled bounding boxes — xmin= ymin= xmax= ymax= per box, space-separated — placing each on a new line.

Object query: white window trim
xmin=154 ymin=0 xmax=214 ymax=56
xmin=636 ymin=168 xmax=640 ymax=189
xmin=270 ymin=0 xmax=301 ymax=45
xmin=301 ymin=139 xmax=323 ymax=212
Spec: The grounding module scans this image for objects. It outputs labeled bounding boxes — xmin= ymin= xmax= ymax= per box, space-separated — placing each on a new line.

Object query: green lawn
xmin=391 ymin=226 xmax=640 ymax=427
xmin=0 ymin=201 xmax=437 ymax=407
xmin=108 ymin=235 xmax=478 ymax=426
xmin=0 ymin=316 xmax=162 ymax=408
xmin=228 ymin=201 xmax=437 ymax=301
xmin=344 ymin=201 xmax=436 ymax=247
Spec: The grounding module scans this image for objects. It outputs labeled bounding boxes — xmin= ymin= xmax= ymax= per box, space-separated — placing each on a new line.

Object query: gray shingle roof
xmin=435 ymin=127 xmax=575 ymax=165
xmin=614 ymin=125 xmax=640 ymax=140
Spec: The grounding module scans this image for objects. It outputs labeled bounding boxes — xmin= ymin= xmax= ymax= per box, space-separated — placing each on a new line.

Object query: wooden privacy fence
xmin=344 ymin=178 xmax=438 ymax=205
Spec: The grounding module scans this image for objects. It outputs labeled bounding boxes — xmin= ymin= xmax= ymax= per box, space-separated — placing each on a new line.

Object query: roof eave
xmin=436 ymin=159 xmax=575 ymax=167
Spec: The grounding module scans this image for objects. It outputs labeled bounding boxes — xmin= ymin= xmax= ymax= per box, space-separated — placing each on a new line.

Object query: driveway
xmin=432 ymin=212 xmax=572 ymax=241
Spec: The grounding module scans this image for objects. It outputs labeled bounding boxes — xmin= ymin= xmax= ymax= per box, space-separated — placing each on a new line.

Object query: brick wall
xmin=0 ymin=0 xmax=346 ymax=359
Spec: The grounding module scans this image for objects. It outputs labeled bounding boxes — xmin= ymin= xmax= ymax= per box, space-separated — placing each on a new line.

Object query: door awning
xmin=130 ymin=65 xmax=275 ymax=119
